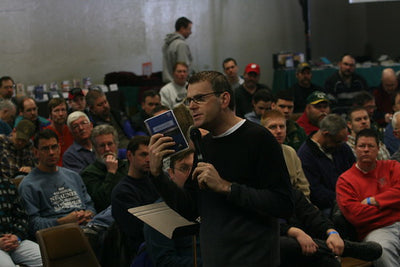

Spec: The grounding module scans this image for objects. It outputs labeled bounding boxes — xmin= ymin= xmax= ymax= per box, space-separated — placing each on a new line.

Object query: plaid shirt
xmin=0 ymin=135 xmax=35 ymax=180
xmin=0 ymin=177 xmax=29 ymax=239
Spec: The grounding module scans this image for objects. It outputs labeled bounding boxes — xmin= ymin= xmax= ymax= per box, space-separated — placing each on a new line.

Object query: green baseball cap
xmin=306 ymin=91 xmax=329 ymax=105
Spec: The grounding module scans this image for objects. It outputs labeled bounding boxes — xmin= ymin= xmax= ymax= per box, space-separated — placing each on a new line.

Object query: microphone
xmin=189 ymin=126 xmax=206 ymax=162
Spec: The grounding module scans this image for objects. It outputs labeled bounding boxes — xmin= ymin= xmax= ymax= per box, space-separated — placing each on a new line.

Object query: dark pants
xmin=280 ymin=236 xmax=340 ymax=267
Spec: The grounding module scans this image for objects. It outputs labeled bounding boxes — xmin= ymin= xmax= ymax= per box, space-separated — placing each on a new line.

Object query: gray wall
xmin=0 ymin=0 xmax=399 ymax=88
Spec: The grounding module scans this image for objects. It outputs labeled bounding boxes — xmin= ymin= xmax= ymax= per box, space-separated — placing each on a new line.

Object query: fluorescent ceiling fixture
xmin=350 ymin=0 xmax=399 ymax=3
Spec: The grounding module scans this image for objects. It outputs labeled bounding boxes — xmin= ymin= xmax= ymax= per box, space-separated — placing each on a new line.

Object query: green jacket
xmin=285 ymin=119 xmax=307 ymax=151
xmin=81 ymin=159 xmax=128 ymax=212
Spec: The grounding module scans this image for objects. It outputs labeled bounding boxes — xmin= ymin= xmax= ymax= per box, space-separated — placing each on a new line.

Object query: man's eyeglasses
xmin=184 ymin=92 xmax=222 ymax=106
xmin=97 ymin=141 xmax=116 ymax=149
xmin=71 ymin=120 xmax=90 ymax=130
xmin=174 ymin=165 xmax=192 ymax=173
xmin=3 ymin=85 xmax=16 ymax=89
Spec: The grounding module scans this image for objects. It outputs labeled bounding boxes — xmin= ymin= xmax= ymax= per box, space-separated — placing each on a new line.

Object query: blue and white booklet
xmin=145 ymin=110 xmax=189 ymax=157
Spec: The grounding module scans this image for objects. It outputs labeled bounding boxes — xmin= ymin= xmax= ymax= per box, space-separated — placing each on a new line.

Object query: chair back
xmin=35 ymin=223 xmax=100 ymax=267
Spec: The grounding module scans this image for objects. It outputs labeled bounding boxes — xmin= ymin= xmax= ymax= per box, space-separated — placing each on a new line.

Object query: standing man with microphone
xmin=149 ymin=71 xmax=294 ymax=266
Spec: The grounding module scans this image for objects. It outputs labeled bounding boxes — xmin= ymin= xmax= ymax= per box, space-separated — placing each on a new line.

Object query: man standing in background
xmin=222 ymin=57 xmax=244 ymax=91
xmin=162 ymin=17 xmax=193 ymax=83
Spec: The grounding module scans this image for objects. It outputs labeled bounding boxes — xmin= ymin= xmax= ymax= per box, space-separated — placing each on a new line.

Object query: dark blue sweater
xmin=297 ymin=135 xmax=355 ymax=210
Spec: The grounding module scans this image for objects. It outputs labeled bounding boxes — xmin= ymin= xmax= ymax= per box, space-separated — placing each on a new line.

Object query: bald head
xmin=382 ymin=68 xmax=398 ymax=94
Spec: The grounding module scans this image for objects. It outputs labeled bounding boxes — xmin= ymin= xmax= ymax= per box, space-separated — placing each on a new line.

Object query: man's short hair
xmin=18 ymin=97 xmax=36 ymax=112
xmin=273 ymin=90 xmax=294 ymax=103
xmin=34 ymin=129 xmax=59 ymax=148
xmin=142 ymin=89 xmax=160 ymax=103
xmin=175 ymin=17 xmax=192 ymax=31
xmin=86 ymin=89 xmax=105 ymax=108
xmin=319 ymin=114 xmax=347 ymax=135
xmin=169 ymin=148 xmax=194 ymax=169
xmin=0 ymin=99 xmax=15 ymax=111
xmin=47 ymin=98 xmax=66 ymax=114
xmin=0 ymin=76 xmax=14 ymax=87
xmin=222 ymin=58 xmax=237 ymax=69
xmin=90 ymin=124 xmax=118 ymax=147
xmin=127 ymin=136 xmax=150 ymax=154
xmin=67 ymin=111 xmax=90 ymax=129
xmin=353 ymin=91 xmax=374 ymax=107
xmin=347 ymin=106 xmax=368 ymax=122
xmin=252 ymin=89 xmax=272 ymax=104
xmin=341 ymin=53 xmax=355 ymax=62
xmin=261 ymin=109 xmax=285 ymax=127
xmin=152 ymin=105 xmax=169 ymax=116
xmin=173 ymin=62 xmax=188 ymax=72
xmin=355 ymin=128 xmax=379 ymax=147
xmin=188 ymin=71 xmax=234 ymax=110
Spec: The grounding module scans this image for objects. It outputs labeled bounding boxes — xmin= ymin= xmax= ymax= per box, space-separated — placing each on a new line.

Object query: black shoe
xmin=342 ymin=240 xmax=382 ymax=262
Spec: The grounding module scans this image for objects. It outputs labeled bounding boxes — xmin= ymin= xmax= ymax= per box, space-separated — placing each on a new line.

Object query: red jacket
xmin=296 ymin=112 xmax=319 ymax=135
xmin=336 ymin=160 xmax=400 ymax=240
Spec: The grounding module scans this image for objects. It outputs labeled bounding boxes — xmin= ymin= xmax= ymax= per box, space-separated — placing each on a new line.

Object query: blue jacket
xmin=297 ymin=135 xmax=355 ymax=210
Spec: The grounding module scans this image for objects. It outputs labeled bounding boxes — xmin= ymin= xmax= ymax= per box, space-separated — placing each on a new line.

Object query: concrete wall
xmin=0 ymin=0 xmax=399 ymax=89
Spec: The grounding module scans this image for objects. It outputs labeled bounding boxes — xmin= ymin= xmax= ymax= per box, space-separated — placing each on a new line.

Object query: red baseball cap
xmin=244 ymin=63 xmax=260 ymax=75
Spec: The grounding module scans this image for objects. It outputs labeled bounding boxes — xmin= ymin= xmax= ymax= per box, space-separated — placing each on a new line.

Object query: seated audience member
xmin=144 ymin=149 xmax=203 ymax=267
xmin=291 ymin=63 xmax=324 ymax=113
xmin=324 ymin=54 xmax=368 ymax=109
xmin=261 ymin=110 xmax=310 ymax=198
xmin=14 ymin=97 xmax=50 ymax=134
xmin=160 ymin=62 xmax=188 ymax=109
xmin=0 ymin=119 xmax=36 ymax=180
xmin=346 ymin=107 xmax=390 ymax=160
xmin=234 ymin=63 xmax=271 ymax=118
xmin=130 ymin=90 xmax=161 ymax=135
xmin=0 ymin=99 xmax=16 ymax=135
xmin=18 ymin=129 xmax=96 ymax=236
xmin=43 ymin=98 xmax=73 ymax=166
xmin=281 ymin=188 xmax=382 ymax=267
xmin=244 ymin=89 xmax=273 ymax=124
xmin=86 ymin=89 xmax=130 ymax=148
xmin=390 ymin=111 xmax=400 ymax=162
xmin=222 ymin=57 xmax=243 ymax=91
xmin=353 ymin=91 xmax=381 ymax=141
xmin=297 ymin=114 xmax=355 ymax=213
xmin=296 ymin=91 xmax=330 ymax=135
xmin=336 ymin=128 xmax=400 ymax=267
xmin=271 ymin=90 xmax=307 ymax=150
xmin=63 ymin=111 xmax=96 ymax=173
xmin=373 ymin=68 xmax=400 ymax=127
xmin=385 ymin=91 xmax=400 ymax=155
xmin=68 ymin=87 xmax=89 ymax=115
xmin=81 ymin=125 xmax=127 ymax=212
xmin=111 ymin=136 xmax=159 ymax=259
xmin=0 ymin=76 xmax=15 ymax=101
xmin=0 ymin=177 xmax=42 ymax=267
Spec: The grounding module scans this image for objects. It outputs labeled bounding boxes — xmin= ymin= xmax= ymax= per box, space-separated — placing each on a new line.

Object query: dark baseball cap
xmin=296 ymin=62 xmax=311 ymax=73
xmin=68 ymin=88 xmax=84 ymax=100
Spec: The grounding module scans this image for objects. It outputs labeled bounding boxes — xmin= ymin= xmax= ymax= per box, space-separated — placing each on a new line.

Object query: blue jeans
xmin=364 ymin=221 xmax=400 ymax=267
xmin=87 ymin=205 xmax=114 ymax=228
xmin=0 ymin=239 xmax=42 ymax=267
